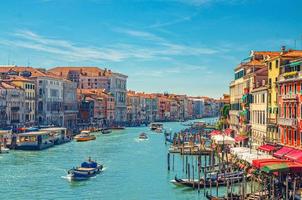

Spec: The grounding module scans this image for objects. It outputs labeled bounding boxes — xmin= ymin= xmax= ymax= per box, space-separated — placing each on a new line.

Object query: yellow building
xmin=10 ymin=76 xmax=36 ymax=125
xmin=265 ymin=49 xmax=302 ymax=143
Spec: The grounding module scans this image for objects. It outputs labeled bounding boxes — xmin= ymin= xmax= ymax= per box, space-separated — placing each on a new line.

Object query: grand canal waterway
xmin=0 ymin=118 xmax=228 ymax=200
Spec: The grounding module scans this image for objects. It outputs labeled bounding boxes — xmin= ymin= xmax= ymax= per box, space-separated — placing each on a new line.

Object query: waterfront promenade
xmin=0 ymin=118 xmax=218 ymax=200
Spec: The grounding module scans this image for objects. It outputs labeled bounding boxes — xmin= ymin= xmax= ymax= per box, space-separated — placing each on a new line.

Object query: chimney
xmin=281 ymin=45 xmax=286 ymax=53
xmin=262 ymin=79 xmax=266 ymax=86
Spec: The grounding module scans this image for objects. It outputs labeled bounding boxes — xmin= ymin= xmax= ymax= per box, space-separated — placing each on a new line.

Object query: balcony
xmin=282 ymin=93 xmax=298 ymax=101
xmin=278 ymin=117 xmax=297 ymax=127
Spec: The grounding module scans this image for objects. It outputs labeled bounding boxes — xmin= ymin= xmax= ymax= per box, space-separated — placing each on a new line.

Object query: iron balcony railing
xmin=278 ymin=117 xmax=297 ymax=127
xmin=282 ymin=93 xmax=298 ymax=101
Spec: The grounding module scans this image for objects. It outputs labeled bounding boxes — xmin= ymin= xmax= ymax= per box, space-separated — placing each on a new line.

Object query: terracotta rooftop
xmin=252 ymin=51 xmax=280 ymax=58
xmin=0 ymin=81 xmax=20 ymax=90
xmin=48 ymin=67 xmax=111 ymax=77
xmin=0 ymin=66 xmax=68 ymax=81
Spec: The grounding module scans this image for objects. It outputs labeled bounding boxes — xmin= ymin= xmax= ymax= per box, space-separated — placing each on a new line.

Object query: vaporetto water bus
xmin=40 ymin=127 xmax=70 ymax=145
xmin=16 ymin=131 xmax=54 ymax=150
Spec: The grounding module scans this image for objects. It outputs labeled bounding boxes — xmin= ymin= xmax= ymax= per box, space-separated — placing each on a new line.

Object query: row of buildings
xmin=228 ymin=47 xmax=302 ymax=148
xmin=0 ymin=66 xmax=222 ymax=131
xmin=0 ymin=66 xmax=126 ymax=131
xmin=126 ymin=91 xmax=223 ymax=125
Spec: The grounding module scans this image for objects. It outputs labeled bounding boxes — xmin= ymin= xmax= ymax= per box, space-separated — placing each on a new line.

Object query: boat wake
xmin=134 ymin=138 xmax=149 ymax=142
xmin=61 ymin=175 xmax=72 ymax=181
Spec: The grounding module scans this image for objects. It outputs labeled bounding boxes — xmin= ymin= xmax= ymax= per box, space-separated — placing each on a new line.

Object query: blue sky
xmin=0 ymin=0 xmax=302 ymax=98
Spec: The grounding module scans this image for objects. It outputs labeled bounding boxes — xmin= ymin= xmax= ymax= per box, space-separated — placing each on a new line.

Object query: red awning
xmin=287 ymin=163 xmax=302 ymax=173
xmin=273 ymin=147 xmax=294 ymax=158
xmin=210 ymin=130 xmax=221 ymax=137
xmin=235 ymin=136 xmax=248 ymax=142
xmin=284 ymin=149 xmax=302 ymax=161
xmin=252 ymin=158 xmax=281 ymax=168
xmin=224 ymin=128 xmax=233 ymax=136
xmin=296 ymin=156 xmax=302 ymax=164
xmin=258 ymin=144 xmax=277 ymax=152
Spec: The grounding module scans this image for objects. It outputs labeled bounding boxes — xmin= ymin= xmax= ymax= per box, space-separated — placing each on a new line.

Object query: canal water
xmin=0 ymin=117 xmax=236 ymax=200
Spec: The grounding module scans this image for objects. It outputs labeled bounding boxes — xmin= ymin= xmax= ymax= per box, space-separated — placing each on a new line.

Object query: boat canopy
xmin=81 ymin=161 xmax=97 ymax=168
xmin=18 ymin=131 xmax=50 ymax=137
xmin=273 ymin=146 xmax=294 ymax=158
xmin=258 ymin=144 xmax=278 ymax=152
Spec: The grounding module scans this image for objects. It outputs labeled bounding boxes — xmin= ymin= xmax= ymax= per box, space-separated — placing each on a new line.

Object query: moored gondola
xmin=171 ymin=174 xmax=246 ymax=189
xmin=205 ymin=191 xmax=240 ymax=200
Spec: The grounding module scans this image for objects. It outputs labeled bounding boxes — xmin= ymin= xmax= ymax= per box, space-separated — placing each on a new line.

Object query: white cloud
xmin=0 ymin=28 xmax=219 ymax=64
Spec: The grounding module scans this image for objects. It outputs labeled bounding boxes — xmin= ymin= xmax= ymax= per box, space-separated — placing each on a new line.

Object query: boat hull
xmin=172 ymin=176 xmax=245 ymax=189
xmin=16 ymin=142 xmax=54 ymax=150
xmin=68 ymin=165 xmax=103 ymax=181
xmin=75 ymin=136 xmax=96 ymax=142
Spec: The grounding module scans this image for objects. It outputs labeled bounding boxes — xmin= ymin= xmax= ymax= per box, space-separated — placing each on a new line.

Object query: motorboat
xmin=101 ymin=128 xmax=112 ymax=134
xmin=155 ymin=127 xmax=163 ymax=133
xmin=0 ymin=146 xmax=9 ymax=153
xmin=74 ymin=131 xmax=96 ymax=142
xmin=150 ymin=123 xmax=163 ymax=131
xmin=67 ymin=159 xmax=103 ymax=181
xmin=139 ymin=133 xmax=148 ymax=140
xmin=110 ymin=126 xmax=125 ymax=130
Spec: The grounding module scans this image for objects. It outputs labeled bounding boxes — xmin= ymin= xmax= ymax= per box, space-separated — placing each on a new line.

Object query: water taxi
xmin=74 ymin=131 xmax=96 ymax=142
xmin=138 ymin=133 xmax=148 ymax=140
xmin=67 ymin=158 xmax=103 ymax=181
xmin=16 ymin=131 xmax=54 ymax=150
xmin=150 ymin=123 xmax=163 ymax=131
xmin=101 ymin=128 xmax=112 ymax=134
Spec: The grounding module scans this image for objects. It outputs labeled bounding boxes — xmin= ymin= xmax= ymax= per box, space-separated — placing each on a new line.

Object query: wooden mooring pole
xmin=167 ymin=153 xmax=170 ymax=171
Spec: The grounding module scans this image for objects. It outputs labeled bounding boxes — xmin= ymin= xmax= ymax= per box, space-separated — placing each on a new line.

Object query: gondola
xmin=171 ymin=175 xmax=245 ymax=189
xmin=205 ymin=191 xmax=240 ymax=200
xmin=207 ymin=171 xmax=244 ymax=181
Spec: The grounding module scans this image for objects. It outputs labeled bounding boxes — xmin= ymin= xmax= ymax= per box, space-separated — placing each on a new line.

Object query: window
xmin=276 ymin=60 xmax=279 ymax=68
xmin=289 ymin=85 xmax=292 ymax=93
xmin=50 ymin=89 xmax=58 ymax=97
xmin=294 ymin=131 xmax=297 ymax=145
xmin=294 ymin=105 xmax=297 ymax=118
xmin=284 ymin=106 xmax=287 ymax=118
xmin=284 ymin=85 xmax=287 ymax=94
xmin=269 ymin=78 xmax=272 ymax=86
xmin=295 ymin=84 xmax=297 ymax=94
xmin=269 ymin=62 xmax=272 ymax=70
